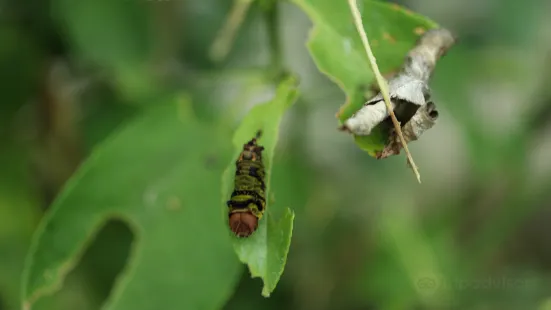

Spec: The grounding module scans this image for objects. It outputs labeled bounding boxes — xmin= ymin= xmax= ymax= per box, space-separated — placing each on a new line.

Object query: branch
xmin=347 ymin=0 xmax=421 ymax=183
xmin=209 ymin=0 xmax=254 ymax=63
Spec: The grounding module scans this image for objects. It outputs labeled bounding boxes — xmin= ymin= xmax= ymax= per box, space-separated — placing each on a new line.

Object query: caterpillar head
xmin=241 ymin=142 xmax=264 ymax=161
xmin=416 ymin=28 xmax=456 ymax=59
xmin=229 ymin=210 xmax=258 ymax=238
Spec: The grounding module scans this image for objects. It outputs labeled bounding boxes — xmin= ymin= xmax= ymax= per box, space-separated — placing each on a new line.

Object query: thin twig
xmin=347 ymin=0 xmax=421 ymax=183
xmin=209 ymin=0 xmax=254 ymax=63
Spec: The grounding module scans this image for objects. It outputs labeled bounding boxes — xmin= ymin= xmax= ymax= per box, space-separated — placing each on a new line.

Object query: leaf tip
xmin=261 ymin=287 xmax=272 ymax=298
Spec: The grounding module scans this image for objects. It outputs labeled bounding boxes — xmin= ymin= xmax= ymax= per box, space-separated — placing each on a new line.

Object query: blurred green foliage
xmin=2 ymin=0 xmax=551 ymax=309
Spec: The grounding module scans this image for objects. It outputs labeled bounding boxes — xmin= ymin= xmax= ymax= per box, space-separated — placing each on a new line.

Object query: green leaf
xmin=293 ymin=0 xmax=438 ymax=156
xmin=221 ymin=75 xmax=299 ymax=297
xmin=22 ymin=95 xmax=242 ymax=310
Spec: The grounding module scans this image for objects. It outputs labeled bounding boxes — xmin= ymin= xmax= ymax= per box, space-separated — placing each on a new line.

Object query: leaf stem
xmin=209 ymin=0 xmax=254 ymax=63
xmin=347 ymin=0 xmax=421 ymax=183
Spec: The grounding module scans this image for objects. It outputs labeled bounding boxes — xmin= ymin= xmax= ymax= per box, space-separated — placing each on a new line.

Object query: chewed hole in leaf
xmin=29 ymin=218 xmax=136 ymax=310
xmin=79 ymin=219 xmax=135 ymax=306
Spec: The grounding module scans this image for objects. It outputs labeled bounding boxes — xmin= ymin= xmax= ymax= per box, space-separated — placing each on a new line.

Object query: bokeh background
xmin=2 ymin=0 xmax=551 ymax=309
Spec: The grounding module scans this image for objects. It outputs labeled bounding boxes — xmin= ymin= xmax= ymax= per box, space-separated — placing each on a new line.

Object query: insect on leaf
xmin=21 ymin=96 xmax=242 ymax=310
xmin=292 ymin=0 xmax=439 ymax=156
xmin=221 ymin=75 xmax=299 ymax=297
xmin=341 ymin=28 xmax=455 ymax=162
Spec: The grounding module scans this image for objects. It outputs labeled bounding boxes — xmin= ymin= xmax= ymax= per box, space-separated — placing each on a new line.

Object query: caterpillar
xmin=227 ymin=130 xmax=266 ymax=238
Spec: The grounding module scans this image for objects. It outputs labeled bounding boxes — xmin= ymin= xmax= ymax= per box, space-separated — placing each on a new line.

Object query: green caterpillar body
xmin=227 ymin=131 xmax=266 ymax=237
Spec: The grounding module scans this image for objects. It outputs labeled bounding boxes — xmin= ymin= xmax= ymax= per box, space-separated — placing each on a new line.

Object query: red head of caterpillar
xmin=227 ymin=130 xmax=266 ymax=237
